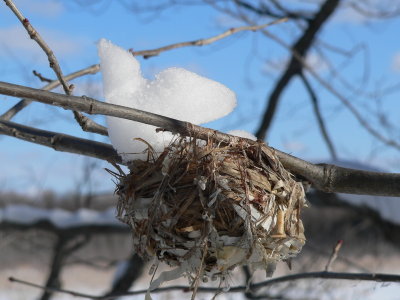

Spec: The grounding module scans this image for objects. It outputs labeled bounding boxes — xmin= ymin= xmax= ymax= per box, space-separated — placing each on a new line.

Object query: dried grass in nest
xmin=115 ymin=136 xmax=307 ymax=286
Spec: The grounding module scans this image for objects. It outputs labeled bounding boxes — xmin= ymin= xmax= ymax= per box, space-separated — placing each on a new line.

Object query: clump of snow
xmin=98 ymin=39 xmax=237 ymax=162
xmin=228 ymin=129 xmax=257 ymax=141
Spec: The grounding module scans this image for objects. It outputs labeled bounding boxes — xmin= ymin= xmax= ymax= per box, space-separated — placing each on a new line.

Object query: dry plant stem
xmin=325 ymin=240 xmax=343 ymax=271
xmin=0 ymin=64 xmax=100 ymax=121
xmin=1 ymin=81 xmax=400 ymax=197
xmin=3 ymin=0 xmax=106 ymax=135
xmin=131 ymin=18 xmax=288 ymax=58
xmin=9 ymin=271 xmax=400 ymax=299
xmin=0 ymin=119 xmax=121 ymax=164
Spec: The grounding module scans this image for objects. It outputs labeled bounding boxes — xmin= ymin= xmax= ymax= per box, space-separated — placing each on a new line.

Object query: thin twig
xmin=325 ymin=240 xmax=343 ymax=271
xmin=4 ymin=0 xmax=70 ymax=94
xmin=32 ymin=70 xmax=52 ymax=83
xmin=299 ymin=71 xmax=338 ymax=160
xmin=1 ymin=81 xmax=400 ymax=196
xmin=3 ymin=0 xmax=106 ymax=135
xmin=1 ymin=64 xmax=100 ymax=121
xmin=9 ymin=271 xmax=400 ymax=299
xmin=130 ymin=18 xmax=287 ymax=58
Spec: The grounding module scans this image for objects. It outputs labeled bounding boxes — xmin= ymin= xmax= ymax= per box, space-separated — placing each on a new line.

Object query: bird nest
xmin=114 ymin=136 xmax=307 ymax=285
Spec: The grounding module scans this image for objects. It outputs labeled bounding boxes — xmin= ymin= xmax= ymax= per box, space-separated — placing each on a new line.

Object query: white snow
xmin=0 ymin=205 xmax=122 ymax=228
xmin=228 ymin=129 xmax=257 ymax=141
xmin=98 ymin=39 xmax=237 ymax=162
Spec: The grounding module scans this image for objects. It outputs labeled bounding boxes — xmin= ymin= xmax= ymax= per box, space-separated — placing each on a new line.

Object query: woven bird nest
xmin=115 ymin=136 xmax=307 ymax=284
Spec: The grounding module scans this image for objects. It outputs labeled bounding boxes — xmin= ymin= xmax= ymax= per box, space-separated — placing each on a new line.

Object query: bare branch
xmin=9 ymin=271 xmax=400 ymax=299
xmin=1 ymin=64 xmax=100 ymax=121
xmin=3 ymin=0 xmax=107 ymax=135
xmin=130 ymin=18 xmax=287 ymax=58
xmin=0 ymin=119 xmax=121 ymax=164
xmin=235 ymin=0 xmax=311 ymax=20
xmin=4 ymin=0 xmax=71 ymax=94
xmin=102 ymin=254 xmax=145 ymax=299
xmin=325 ymin=240 xmax=343 ymax=271
xmin=299 ymin=71 xmax=338 ymax=160
xmin=32 ymin=70 xmax=52 ymax=83
xmin=255 ymin=0 xmax=340 ymax=140
xmin=1 ymin=81 xmax=399 ymax=196
xmin=257 ymin=25 xmax=400 ymax=152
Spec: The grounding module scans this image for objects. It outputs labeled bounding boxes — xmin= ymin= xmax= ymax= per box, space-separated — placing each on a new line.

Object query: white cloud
xmin=391 ymin=52 xmax=400 ymax=72
xmin=0 ymin=25 xmax=85 ymax=59
xmin=13 ymin=0 xmax=64 ymax=18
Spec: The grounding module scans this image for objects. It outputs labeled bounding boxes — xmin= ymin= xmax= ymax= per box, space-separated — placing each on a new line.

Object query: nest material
xmin=116 ymin=137 xmax=307 ymax=281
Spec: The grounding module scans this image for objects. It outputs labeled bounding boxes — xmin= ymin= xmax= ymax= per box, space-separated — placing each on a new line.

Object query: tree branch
xmin=130 ymin=19 xmax=287 ymax=58
xmin=102 ymin=254 xmax=145 ymax=299
xmin=1 ymin=81 xmax=399 ymax=196
xmin=3 ymin=0 xmax=107 ymax=135
xmin=255 ymin=0 xmax=340 ymax=140
xmin=0 ymin=119 xmax=121 ymax=163
xmin=235 ymin=0 xmax=311 ymax=21
xmin=32 ymin=70 xmax=52 ymax=83
xmin=9 ymin=271 xmax=400 ymax=299
xmin=255 ymin=22 xmax=400 ymax=152
xmin=0 ymin=64 xmax=100 ymax=121
xmin=299 ymin=71 xmax=338 ymax=160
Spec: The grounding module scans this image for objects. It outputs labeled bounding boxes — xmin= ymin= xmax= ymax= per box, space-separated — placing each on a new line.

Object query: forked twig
xmin=1 ymin=64 xmax=100 ymax=122
xmin=3 ymin=0 xmax=107 ymax=135
xmin=131 ymin=18 xmax=287 ymax=58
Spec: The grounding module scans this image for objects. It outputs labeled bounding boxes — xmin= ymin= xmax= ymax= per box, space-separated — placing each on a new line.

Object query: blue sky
xmin=1 ymin=0 xmax=400 ymax=195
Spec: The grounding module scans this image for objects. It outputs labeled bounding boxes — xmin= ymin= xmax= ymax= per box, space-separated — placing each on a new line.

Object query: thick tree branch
xmin=299 ymin=71 xmax=338 ymax=160
xmin=9 ymin=271 xmax=400 ymax=299
xmin=255 ymin=0 xmax=340 ymax=140
xmin=1 ymin=81 xmax=399 ymax=196
xmin=0 ymin=119 xmax=121 ymax=163
xmin=130 ymin=19 xmax=287 ymax=58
